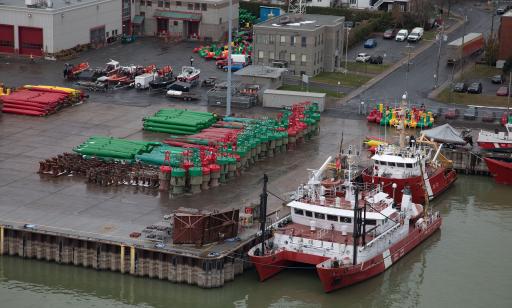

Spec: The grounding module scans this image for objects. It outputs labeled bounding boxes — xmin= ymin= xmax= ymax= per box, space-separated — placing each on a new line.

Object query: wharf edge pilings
xmin=0 ymin=226 xmax=256 ymax=288
xmin=441 ymin=148 xmax=507 ymax=176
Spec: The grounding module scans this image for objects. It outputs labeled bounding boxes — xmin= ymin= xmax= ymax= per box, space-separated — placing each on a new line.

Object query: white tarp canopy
xmin=421 ymin=123 xmax=466 ymax=145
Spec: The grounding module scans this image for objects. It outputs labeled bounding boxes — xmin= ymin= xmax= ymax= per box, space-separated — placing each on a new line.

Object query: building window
xmin=269 ymin=35 xmax=275 ymax=44
xmin=146 ymin=0 xmax=152 ymax=6
xmin=301 ymin=54 xmax=307 ymax=64
xmin=290 ymin=35 xmax=296 ymax=46
xmin=106 ymin=31 xmax=110 ymax=37
xmin=158 ymin=0 xmax=163 ymax=7
xmin=140 ymin=11 xmax=145 ymax=16
xmin=280 ymin=35 xmax=286 ymax=44
xmin=176 ymin=1 xmax=182 ymax=5
xmin=269 ymin=51 xmax=274 ymax=60
xmin=327 ymin=215 xmax=338 ymax=222
xmin=188 ymin=3 xmax=193 ymax=10
xmin=340 ymin=217 xmax=352 ymax=223
xmin=301 ymin=36 xmax=306 ymax=47
xmin=315 ymin=212 xmax=325 ymax=220
xmin=314 ymin=36 xmax=317 ymax=47
xmin=258 ymin=51 xmax=264 ymax=59
xmin=194 ymin=3 xmax=200 ymax=10
xmin=294 ymin=208 xmax=304 ymax=215
xmin=140 ymin=0 xmax=145 ymax=5
xmin=305 ymin=211 xmax=313 ymax=217
xmin=219 ymin=18 xmax=222 ymax=24
xmin=201 ymin=3 xmax=207 ymax=10
xmin=290 ymin=53 xmax=296 ymax=64
xmin=350 ymin=0 xmax=356 ymax=4
xmin=165 ymin=1 xmax=170 ymax=8
xmin=173 ymin=21 xmax=178 ymax=26
xmin=365 ymin=219 xmax=377 ymax=225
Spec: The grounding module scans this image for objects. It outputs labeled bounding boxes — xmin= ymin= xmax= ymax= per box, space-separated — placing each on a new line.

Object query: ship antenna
xmin=259 ymin=174 xmax=269 ymax=255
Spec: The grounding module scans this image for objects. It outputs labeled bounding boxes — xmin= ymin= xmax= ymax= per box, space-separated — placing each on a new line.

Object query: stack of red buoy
xmin=0 ymin=85 xmax=84 ymax=116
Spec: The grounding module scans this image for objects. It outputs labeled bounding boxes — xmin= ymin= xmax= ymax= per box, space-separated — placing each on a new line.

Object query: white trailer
xmin=135 ymin=73 xmax=155 ymax=89
xmin=263 ymin=89 xmax=326 ymax=112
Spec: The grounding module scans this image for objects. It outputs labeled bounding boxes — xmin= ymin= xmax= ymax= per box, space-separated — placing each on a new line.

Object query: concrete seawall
xmin=0 ymin=226 xmax=252 ymax=288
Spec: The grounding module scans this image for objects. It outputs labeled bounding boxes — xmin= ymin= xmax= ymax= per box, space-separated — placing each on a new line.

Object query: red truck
xmin=446 ymin=32 xmax=484 ymax=65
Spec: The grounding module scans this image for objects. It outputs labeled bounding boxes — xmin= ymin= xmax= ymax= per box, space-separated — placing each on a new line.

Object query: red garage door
xmin=19 ymin=26 xmax=43 ymax=56
xmin=0 ymin=24 xmax=15 ymax=54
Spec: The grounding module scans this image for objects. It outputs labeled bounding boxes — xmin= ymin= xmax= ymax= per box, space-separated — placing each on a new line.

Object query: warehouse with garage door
xmin=0 ymin=0 xmax=133 ymax=56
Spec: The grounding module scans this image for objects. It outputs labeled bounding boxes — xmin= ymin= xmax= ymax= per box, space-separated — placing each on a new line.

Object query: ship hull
xmin=477 ymin=141 xmax=512 ymax=152
xmin=317 ymin=217 xmax=441 ymax=292
xmin=362 ymin=168 xmax=456 ymax=204
xmin=250 ymin=251 xmax=329 ymax=282
xmin=484 ymin=158 xmax=512 ymax=185
xmin=250 ymin=218 xmax=442 ymax=293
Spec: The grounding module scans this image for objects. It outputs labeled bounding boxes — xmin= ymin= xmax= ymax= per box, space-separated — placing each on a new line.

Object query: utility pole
xmin=460 ymin=13 xmax=467 ymax=80
xmin=405 ymin=44 xmax=413 ymax=92
xmin=344 ymin=28 xmax=350 ymax=75
xmin=226 ymin=0 xmax=233 ymax=116
xmin=508 ymin=71 xmax=511 ymax=113
xmin=434 ymin=24 xmax=445 ymax=88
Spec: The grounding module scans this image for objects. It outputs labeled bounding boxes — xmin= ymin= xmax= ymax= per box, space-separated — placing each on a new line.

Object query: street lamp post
xmin=405 ymin=44 xmax=413 ymax=92
xmin=508 ymin=71 xmax=512 ymax=113
xmin=226 ymin=0 xmax=233 ymax=116
xmin=344 ymin=28 xmax=351 ymax=75
xmin=434 ymin=24 xmax=444 ymax=88
xmin=337 ymin=81 xmax=341 ymax=97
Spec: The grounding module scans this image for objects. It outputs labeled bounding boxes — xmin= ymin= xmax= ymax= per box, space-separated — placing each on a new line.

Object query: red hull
xmin=250 ymin=218 xmax=442 ymax=292
xmin=362 ymin=167 xmax=457 ymax=204
xmin=477 ymin=141 xmax=512 ymax=152
xmin=484 ymin=158 xmax=512 ymax=185
xmin=317 ymin=218 xmax=441 ymax=292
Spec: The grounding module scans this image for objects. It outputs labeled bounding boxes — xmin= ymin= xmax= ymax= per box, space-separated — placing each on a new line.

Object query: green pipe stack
xmin=73 ymin=136 xmax=160 ymax=161
xmin=135 ymin=145 xmax=188 ymax=166
xmin=143 ymin=109 xmax=217 ymax=134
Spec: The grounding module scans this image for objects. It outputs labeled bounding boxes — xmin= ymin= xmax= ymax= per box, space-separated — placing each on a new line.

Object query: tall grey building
xmin=253 ymin=14 xmax=345 ymax=77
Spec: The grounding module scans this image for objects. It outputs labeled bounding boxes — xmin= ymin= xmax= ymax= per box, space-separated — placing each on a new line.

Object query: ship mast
xmin=259 ymin=174 xmax=269 ymax=255
xmin=398 ymin=93 xmax=408 ymax=148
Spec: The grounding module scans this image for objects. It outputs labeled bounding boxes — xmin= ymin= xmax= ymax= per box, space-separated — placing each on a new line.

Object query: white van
xmin=395 ymin=29 xmax=409 ymax=42
xmin=407 ymin=27 xmax=424 ymax=42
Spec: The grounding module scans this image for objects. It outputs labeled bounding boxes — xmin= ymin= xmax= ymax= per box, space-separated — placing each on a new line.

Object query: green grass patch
xmin=278 ymin=84 xmax=345 ymax=98
xmin=436 ymin=88 xmax=511 ymax=107
xmin=459 ymin=64 xmax=502 ymax=80
xmin=344 ymin=62 xmax=390 ymax=74
xmin=422 ymin=31 xmax=436 ymax=41
xmin=312 ymin=72 xmax=372 ymax=88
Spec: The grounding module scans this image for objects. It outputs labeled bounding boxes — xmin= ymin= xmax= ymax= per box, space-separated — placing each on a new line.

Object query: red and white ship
xmin=484 ymin=157 xmax=512 ymax=185
xmin=477 ymin=124 xmax=512 ymax=152
xmin=177 ymin=66 xmax=201 ymax=82
xmin=248 ymin=155 xmax=442 ymax=293
xmin=362 ymin=94 xmax=456 ymax=204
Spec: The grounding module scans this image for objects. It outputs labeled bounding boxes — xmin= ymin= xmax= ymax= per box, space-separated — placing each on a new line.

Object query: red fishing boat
xmin=484 ymin=157 xmax=512 ymax=185
xmin=362 ymin=94 xmax=456 ymax=204
xmin=477 ymin=124 xmax=512 ymax=152
xmin=248 ymin=154 xmax=441 ymax=293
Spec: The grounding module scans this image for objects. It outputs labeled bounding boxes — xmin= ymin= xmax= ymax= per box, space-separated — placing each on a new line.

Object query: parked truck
xmin=446 ymin=32 xmax=484 ymax=65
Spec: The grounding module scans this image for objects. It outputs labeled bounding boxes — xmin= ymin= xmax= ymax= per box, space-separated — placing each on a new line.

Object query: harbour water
xmin=1 ymin=175 xmax=511 ymax=308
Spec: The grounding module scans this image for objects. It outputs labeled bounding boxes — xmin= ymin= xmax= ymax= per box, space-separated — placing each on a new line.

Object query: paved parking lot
xmin=0 ymin=38 xmax=236 ymax=107
xmin=347 ymin=34 xmax=425 ymax=66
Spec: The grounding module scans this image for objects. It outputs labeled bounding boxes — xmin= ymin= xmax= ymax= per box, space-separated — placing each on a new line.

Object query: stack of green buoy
xmin=73 ymin=136 xmax=160 ymax=161
xmin=143 ymin=109 xmax=217 ymax=134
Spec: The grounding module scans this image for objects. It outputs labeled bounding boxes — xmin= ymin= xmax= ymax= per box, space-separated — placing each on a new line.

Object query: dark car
xmin=497 ymin=6 xmax=508 ymax=15
xmin=369 ymin=55 xmax=383 ymax=64
xmin=463 ymin=106 xmax=478 ymax=120
xmin=453 ymin=82 xmax=467 ymax=93
xmin=496 ymin=86 xmax=509 ymax=96
xmin=444 ymin=108 xmax=459 ymax=119
xmin=383 ymin=29 xmax=397 ymax=39
xmin=467 ymin=82 xmax=482 ymax=94
xmin=481 ymin=110 xmax=496 ymax=122
xmin=166 ymin=81 xmax=191 ymax=92
xmin=364 ymin=38 xmax=377 ymax=48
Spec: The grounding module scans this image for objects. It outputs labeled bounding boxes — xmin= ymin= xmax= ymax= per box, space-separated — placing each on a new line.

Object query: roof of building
xmin=255 ymin=14 xmax=344 ymax=31
xmin=0 ymin=0 xmax=102 ymax=10
xmin=234 ymin=65 xmax=287 ymax=79
xmin=264 ymin=89 xmax=326 ymax=98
